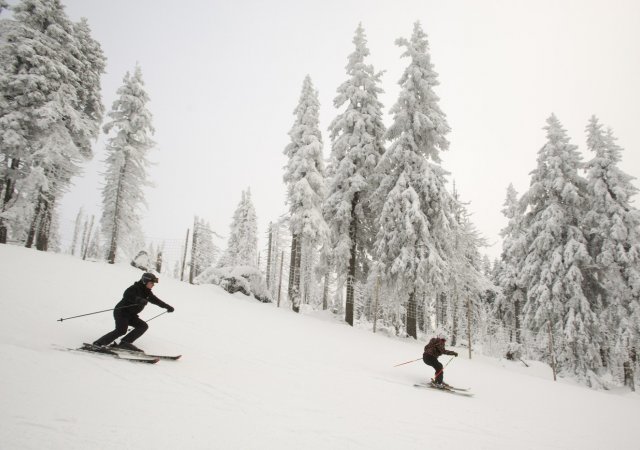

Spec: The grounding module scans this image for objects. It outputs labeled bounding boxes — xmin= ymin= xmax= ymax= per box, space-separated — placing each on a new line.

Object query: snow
xmin=1 ymin=245 xmax=639 ymax=449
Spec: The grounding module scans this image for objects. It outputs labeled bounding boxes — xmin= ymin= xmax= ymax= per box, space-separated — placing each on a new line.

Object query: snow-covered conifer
xmin=100 ymin=65 xmax=155 ymax=264
xmin=495 ymin=184 xmax=527 ymax=342
xmin=0 ymin=0 xmax=105 ymax=247
xmin=283 ymin=76 xmax=329 ymax=312
xmin=520 ymin=114 xmax=599 ymax=380
xmin=324 ymin=24 xmax=386 ymax=325
xmin=191 ymin=217 xmax=218 ymax=280
xmin=584 ymin=116 xmax=640 ymax=384
xmin=220 ymin=189 xmax=258 ymax=268
xmin=372 ymin=22 xmax=453 ymax=338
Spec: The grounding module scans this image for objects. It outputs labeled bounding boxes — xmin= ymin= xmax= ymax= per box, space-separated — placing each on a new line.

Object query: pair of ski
xmin=414 ymin=382 xmax=473 ymax=397
xmin=79 ymin=343 xmax=181 ymax=364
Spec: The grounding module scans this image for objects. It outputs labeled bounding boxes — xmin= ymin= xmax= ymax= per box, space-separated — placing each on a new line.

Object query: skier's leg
xmin=120 ymin=315 xmax=148 ymax=344
xmin=433 ymin=359 xmax=444 ymax=384
xmin=93 ymin=313 xmax=129 ymax=346
xmin=423 ymin=354 xmax=443 ymax=383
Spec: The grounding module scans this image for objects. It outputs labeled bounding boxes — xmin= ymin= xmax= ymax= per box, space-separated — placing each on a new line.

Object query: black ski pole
xmin=57 ymin=304 xmax=137 ymax=322
xmin=125 ymin=310 xmax=168 ymax=333
xmin=145 ymin=311 xmax=167 ymax=323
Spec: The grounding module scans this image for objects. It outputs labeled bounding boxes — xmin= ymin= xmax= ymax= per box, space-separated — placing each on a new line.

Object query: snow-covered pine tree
xmin=324 ymin=24 xmax=386 ymax=326
xmin=495 ymin=183 xmax=527 ymax=343
xmin=100 ymin=65 xmax=155 ymax=264
xmin=445 ymin=185 xmax=488 ymax=349
xmin=520 ymin=114 xmax=600 ymax=382
xmin=584 ymin=116 xmax=640 ymax=388
xmin=70 ymin=17 xmax=106 ymax=155
xmin=219 ymin=189 xmax=258 ymax=268
xmin=0 ymin=0 xmax=105 ymax=248
xmin=372 ymin=22 xmax=453 ymax=339
xmin=191 ymin=216 xmax=218 ymax=281
xmin=283 ymin=75 xmax=329 ymax=313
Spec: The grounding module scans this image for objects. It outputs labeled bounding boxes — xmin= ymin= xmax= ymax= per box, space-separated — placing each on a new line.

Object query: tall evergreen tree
xmin=220 ymin=189 xmax=258 ymax=268
xmin=584 ymin=116 xmax=640 ymax=386
xmin=520 ymin=114 xmax=599 ymax=380
xmin=100 ymin=65 xmax=154 ymax=264
xmin=446 ymin=185 xmax=487 ymax=346
xmin=0 ymin=0 xmax=104 ymax=247
xmin=191 ymin=217 xmax=218 ymax=279
xmin=372 ymin=22 xmax=453 ymax=339
xmin=495 ymin=183 xmax=527 ymax=343
xmin=324 ymin=24 xmax=386 ymax=326
xmin=283 ymin=75 xmax=328 ymax=313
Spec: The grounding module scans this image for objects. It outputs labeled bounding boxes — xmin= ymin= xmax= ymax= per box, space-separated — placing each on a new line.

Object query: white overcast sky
xmin=53 ymin=0 xmax=640 ymax=261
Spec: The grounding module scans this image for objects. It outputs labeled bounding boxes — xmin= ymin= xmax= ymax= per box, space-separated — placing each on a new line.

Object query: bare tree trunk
xmin=345 ymin=195 xmax=358 ymax=326
xmin=82 ymin=215 xmax=95 ymax=260
xmin=322 ymin=271 xmax=330 ymax=310
xmin=623 ymin=345 xmax=636 ymax=391
xmin=26 ymin=194 xmax=43 ymax=248
xmin=35 ymin=198 xmax=52 ymax=251
xmin=451 ymin=282 xmax=459 ymax=346
xmin=514 ymin=300 xmax=521 ymax=344
xmin=107 ymin=164 xmax=127 ymax=264
xmin=180 ymin=228 xmax=189 ymax=281
xmin=0 ymin=159 xmax=20 ymax=244
xmin=372 ymin=277 xmax=380 ymax=333
xmin=266 ymin=222 xmax=273 ymax=289
xmin=277 ymin=250 xmax=284 ymax=307
xmin=547 ymin=321 xmax=557 ymax=381
xmin=466 ymin=297 xmax=472 ymax=359
xmin=406 ymin=290 xmax=417 ymax=339
xmin=289 ymin=233 xmax=301 ymax=313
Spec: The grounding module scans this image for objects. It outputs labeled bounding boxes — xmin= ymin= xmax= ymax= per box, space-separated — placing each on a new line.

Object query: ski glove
xmin=453 ymin=352 xmax=459 ymax=357
xmin=166 ymin=305 xmax=175 ymax=313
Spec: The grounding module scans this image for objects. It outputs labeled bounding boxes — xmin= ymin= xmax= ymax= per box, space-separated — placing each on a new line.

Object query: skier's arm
xmin=148 ymin=293 xmax=175 ymax=312
xmin=440 ymin=340 xmax=458 ymax=356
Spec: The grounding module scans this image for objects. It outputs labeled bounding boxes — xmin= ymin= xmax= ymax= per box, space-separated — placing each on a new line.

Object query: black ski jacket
xmin=114 ymin=281 xmax=171 ymax=317
xmin=423 ymin=337 xmax=456 ymax=358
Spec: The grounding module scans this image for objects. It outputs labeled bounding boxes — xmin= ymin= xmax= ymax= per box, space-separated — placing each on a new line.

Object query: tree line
xmin=1 ymin=2 xmax=637 ymax=389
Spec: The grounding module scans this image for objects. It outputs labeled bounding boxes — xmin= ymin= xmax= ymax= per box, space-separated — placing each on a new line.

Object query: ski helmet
xmin=141 ymin=272 xmax=159 ymax=284
xmin=434 ymin=327 xmax=447 ymax=341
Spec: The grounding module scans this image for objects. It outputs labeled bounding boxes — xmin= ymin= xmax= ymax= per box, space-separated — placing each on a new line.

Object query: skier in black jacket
xmin=93 ymin=272 xmax=174 ymax=352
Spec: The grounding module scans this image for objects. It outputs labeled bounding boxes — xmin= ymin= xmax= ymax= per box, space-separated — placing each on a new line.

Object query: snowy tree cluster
xmin=278 ymin=21 xmax=492 ymax=352
xmin=494 ymin=115 xmax=640 ymax=387
xmin=0 ymin=0 xmax=105 ymax=249
xmin=0 ymin=1 xmax=156 ymax=266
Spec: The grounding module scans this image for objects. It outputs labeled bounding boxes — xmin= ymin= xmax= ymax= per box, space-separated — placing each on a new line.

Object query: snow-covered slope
xmin=1 ymin=245 xmax=639 ymax=449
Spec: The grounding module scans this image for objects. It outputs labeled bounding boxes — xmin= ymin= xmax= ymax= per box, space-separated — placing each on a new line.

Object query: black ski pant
xmin=94 ymin=311 xmax=148 ymax=346
xmin=423 ymin=354 xmax=444 ymax=384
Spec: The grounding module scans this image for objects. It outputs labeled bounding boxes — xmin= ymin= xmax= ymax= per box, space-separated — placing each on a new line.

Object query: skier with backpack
xmin=423 ymin=335 xmax=458 ymax=388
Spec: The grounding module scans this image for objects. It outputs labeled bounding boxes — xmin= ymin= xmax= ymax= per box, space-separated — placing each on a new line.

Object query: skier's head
xmin=434 ymin=328 xmax=447 ymax=341
xmin=141 ymin=272 xmax=159 ymax=285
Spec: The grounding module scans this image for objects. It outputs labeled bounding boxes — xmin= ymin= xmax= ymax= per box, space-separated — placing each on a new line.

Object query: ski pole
xmin=393 ymin=357 xmax=422 ymax=367
xmin=125 ymin=310 xmax=168 ymax=333
xmin=145 ymin=311 xmax=167 ymax=323
xmin=432 ymin=356 xmax=456 ymax=382
xmin=57 ymin=304 xmax=137 ymax=322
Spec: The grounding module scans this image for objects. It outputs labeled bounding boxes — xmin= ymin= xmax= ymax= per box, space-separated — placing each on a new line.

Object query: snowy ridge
xmin=1 ymin=245 xmax=639 ymax=449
